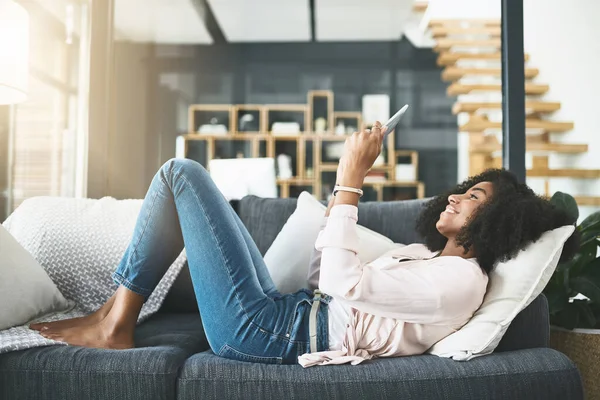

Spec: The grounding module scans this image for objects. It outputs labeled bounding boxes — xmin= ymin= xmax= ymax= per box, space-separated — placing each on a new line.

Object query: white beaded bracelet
xmin=333 ymin=185 xmax=364 ymax=197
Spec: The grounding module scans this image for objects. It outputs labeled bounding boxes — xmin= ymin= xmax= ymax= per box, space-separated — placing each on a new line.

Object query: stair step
xmin=575 ymin=196 xmax=600 ymax=207
xmin=435 ymin=38 xmax=501 ymax=52
xmin=527 ymin=169 xmax=600 ymax=179
xmin=437 ymin=52 xmax=530 ymax=66
xmin=471 ymin=142 xmax=588 ymax=154
xmin=429 ymin=19 xmax=500 ymax=27
xmin=413 ymin=1 xmax=428 ymax=12
xmin=453 ymin=101 xmax=561 ymax=114
xmin=442 ymin=67 xmax=539 ymax=81
xmin=432 ymin=26 xmax=501 ymax=38
xmin=460 ymin=117 xmax=574 ymax=133
xmin=447 ymin=83 xmax=549 ymax=96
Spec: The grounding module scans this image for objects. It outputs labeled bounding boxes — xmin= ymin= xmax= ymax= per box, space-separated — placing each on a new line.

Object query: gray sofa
xmin=0 ymin=196 xmax=584 ymax=400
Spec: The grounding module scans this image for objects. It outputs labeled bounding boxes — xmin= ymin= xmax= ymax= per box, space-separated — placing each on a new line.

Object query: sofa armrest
xmin=178 ymin=348 xmax=583 ymax=400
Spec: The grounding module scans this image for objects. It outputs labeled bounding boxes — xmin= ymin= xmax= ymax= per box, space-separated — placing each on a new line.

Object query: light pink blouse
xmin=298 ymin=205 xmax=488 ymax=367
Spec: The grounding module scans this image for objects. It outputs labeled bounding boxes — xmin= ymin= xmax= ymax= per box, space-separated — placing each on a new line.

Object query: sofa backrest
xmin=235 ymin=195 xmax=428 ymax=255
xmin=162 ymin=195 xmax=550 ymax=353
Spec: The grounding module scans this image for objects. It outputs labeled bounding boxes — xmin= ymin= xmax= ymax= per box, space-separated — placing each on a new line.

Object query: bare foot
xmin=30 ymin=295 xmax=116 ymax=332
xmin=40 ymin=319 xmax=135 ymax=349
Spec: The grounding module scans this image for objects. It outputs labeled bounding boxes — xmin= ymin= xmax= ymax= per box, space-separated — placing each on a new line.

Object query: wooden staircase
xmin=419 ymin=8 xmax=600 ymax=206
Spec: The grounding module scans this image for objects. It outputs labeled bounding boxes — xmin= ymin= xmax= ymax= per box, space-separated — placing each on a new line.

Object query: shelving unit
xmin=181 ymin=90 xmax=425 ymax=201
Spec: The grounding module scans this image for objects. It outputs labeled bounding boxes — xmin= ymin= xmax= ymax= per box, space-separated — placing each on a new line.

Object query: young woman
xmin=31 ymin=122 xmax=578 ymax=367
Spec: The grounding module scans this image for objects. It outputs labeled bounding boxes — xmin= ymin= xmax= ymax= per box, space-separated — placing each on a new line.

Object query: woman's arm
xmin=306 ymin=196 xmax=334 ymax=290
xmin=307 ymin=122 xmax=385 ymax=291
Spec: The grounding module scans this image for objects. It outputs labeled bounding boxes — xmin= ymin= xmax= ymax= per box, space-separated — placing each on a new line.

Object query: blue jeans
xmin=112 ymin=158 xmax=330 ymax=365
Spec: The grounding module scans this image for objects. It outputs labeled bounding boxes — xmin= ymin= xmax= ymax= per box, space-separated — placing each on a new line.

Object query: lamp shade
xmin=0 ymin=0 xmax=29 ymax=104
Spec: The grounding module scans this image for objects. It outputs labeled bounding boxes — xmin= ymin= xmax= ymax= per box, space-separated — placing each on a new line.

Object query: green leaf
xmin=551 ymin=192 xmax=579 ymax=223
xmin=569 ymin=241 xmax=598 ymax=278
xmin=573 ymin=300 xmax=596 ymax=328
xmin=570 ymin=276 xmax=600 ymax=304
xmin=544 ymin=288 xmax=569 ymax=315
xmin=551 ymin=305 xmax=580 ymax=330
xmin=580 ymin=212 xmax=600 ymax=242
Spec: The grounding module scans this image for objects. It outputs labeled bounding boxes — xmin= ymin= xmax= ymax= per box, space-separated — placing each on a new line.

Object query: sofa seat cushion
xmin=0 ymin=314 xmax=207 ymax=400
xmin=177 ymin=348 xmax=582 ymax=400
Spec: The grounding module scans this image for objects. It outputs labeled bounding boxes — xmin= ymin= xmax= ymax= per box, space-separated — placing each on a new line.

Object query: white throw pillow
xmin=264 ymin=191 xmax=399 ymax=294
xmin=0 ymin=225 xmax=71 ymax=330
xmin=429 ymin=224 xmax=575 ymax=360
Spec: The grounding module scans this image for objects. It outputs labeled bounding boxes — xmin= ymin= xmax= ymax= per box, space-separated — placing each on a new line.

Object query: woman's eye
xmin=470 ymin=194 xmax=478 ymax=200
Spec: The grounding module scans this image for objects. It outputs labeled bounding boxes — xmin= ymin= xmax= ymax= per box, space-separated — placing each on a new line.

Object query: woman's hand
xmin=336 ymin=121 xmax=386 ymax=188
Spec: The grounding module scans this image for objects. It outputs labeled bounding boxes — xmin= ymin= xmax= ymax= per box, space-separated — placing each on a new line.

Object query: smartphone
xmin=382 ymin=104 xmax=409 ymax=138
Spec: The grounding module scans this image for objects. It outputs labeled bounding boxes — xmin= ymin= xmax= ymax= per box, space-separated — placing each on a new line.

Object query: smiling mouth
xmin=443 ymin=205 xmax=459 ymax=214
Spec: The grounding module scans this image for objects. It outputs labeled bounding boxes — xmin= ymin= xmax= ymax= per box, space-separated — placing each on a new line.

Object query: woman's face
xmin=436 ymin=181 xmax=494 ymax=238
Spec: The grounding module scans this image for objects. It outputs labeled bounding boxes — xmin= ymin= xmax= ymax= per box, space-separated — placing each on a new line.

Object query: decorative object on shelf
xmin=276 ymin=154 xmax=293 ymax=179
xmin=315 ymin=117 xmax=327 ymax=134
xmin=264 ymin=105 xmax=308 ymax=135
xmin=395 ymin=164 xmax=417 ymax=181
xmin=198 ymin=117 xmax=227 ymax=134
xmin=239 ymin=114 xmax=258 ymax=132
xmin=362 ymin=94 xmax=390 ymax=126
xmin=306 ymin=168 xmax=313 ymax=178
xmin=324 ymin=142 xmax=344 ymax=160
xmin=272 ymin=122 xmax=300 ymax=135
xmin=189 ymin=105 xmax=233 ymax=134
xmin=395 ymin=151 xmax=419 ymax=182
xmin=335 ymin=120 xmax=345 ymax=135
xmin=236 ymin=152 xmax=244 ymax=159
xmin=364 ymin=171 xmax=387 ymax=183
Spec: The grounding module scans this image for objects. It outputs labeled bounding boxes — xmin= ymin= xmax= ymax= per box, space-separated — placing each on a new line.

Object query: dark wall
xmin=131 ymin=38 xmax=458 ymax=197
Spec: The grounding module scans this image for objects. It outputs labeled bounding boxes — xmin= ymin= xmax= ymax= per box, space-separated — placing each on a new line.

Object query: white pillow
xmin=264 ymin=191 xmax=399 ymax=294
xmin=429 ymin=224 xmax=575 ymax=360
xmin=0 ymin=225 xmax=71 ymax=330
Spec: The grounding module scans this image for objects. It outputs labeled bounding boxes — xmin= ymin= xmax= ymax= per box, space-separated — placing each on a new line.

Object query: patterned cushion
xmin=0 ymin=197 xmax=186 ymax=354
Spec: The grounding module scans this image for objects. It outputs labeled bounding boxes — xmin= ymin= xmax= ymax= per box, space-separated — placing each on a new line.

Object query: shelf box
xmin=394 ymin=150 xmax=419 ymax=181
xmin=308 ymin=90 xmax=334 ymax=134
xmin=333 ymin=112 xmax=362 ymax=135
xmin=233 ymin=105 xmax=265 ymax=134
xmin=276 ymin=179 xmax=315 ymax=199
xmin=263 ymin=105 xmax=309 ymax=135
xmin=189 ymin=105 xmax=234 ymax=134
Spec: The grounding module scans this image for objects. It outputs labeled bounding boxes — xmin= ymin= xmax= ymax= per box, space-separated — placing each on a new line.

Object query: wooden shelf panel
xmin=432 ymin=26 xmax=501 ymax=38
xmin=471 ymin=142 xmax=588 ymax=154
xmin=363 ymin=181 xmax=422 ymax=187
xmin=442 ymin=67 xmax=539 ymax=81
xmin=453 ymin=101 xmax=560 ymax=115
xmin=434 ymin=38 xmax=501 ymax=52
xmin=447 ymin=83 xmax=549 ymax=96
xmin=276 ymin=178 xmax=315 ymax=185
xmin=574 ymin=196 xmax=600 ymax=207
xmin=413 ymin=1 xmax=428 ymax=13
xmin=429 ymin=19 xmax=500 ymax=27
xmin=460 ymin=118 xmax=573 ymax=133
xmin=319 ymin=163 xmax=392 ymax=172
xmin=437 ymin=52 xmax=530 ymax=66
xmin=182 ymin=133 xmax=271 ymax=140
xmin=527 ymin=169 xmax=600 ymax=179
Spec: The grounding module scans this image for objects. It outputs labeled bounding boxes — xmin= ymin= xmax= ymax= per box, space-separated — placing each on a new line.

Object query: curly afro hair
xmin=415 ymin=169 xmax=580 ymax=274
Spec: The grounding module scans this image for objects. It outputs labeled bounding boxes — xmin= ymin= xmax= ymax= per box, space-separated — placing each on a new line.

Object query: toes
xmin=40 ymin=330 xmax=61 ymax=340
xmin=29 ymin=323 xmax=47 ymax=331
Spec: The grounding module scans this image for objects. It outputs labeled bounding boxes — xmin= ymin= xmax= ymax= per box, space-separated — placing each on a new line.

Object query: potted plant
xmin=543 ymin=192 xmax=600 ymax=398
